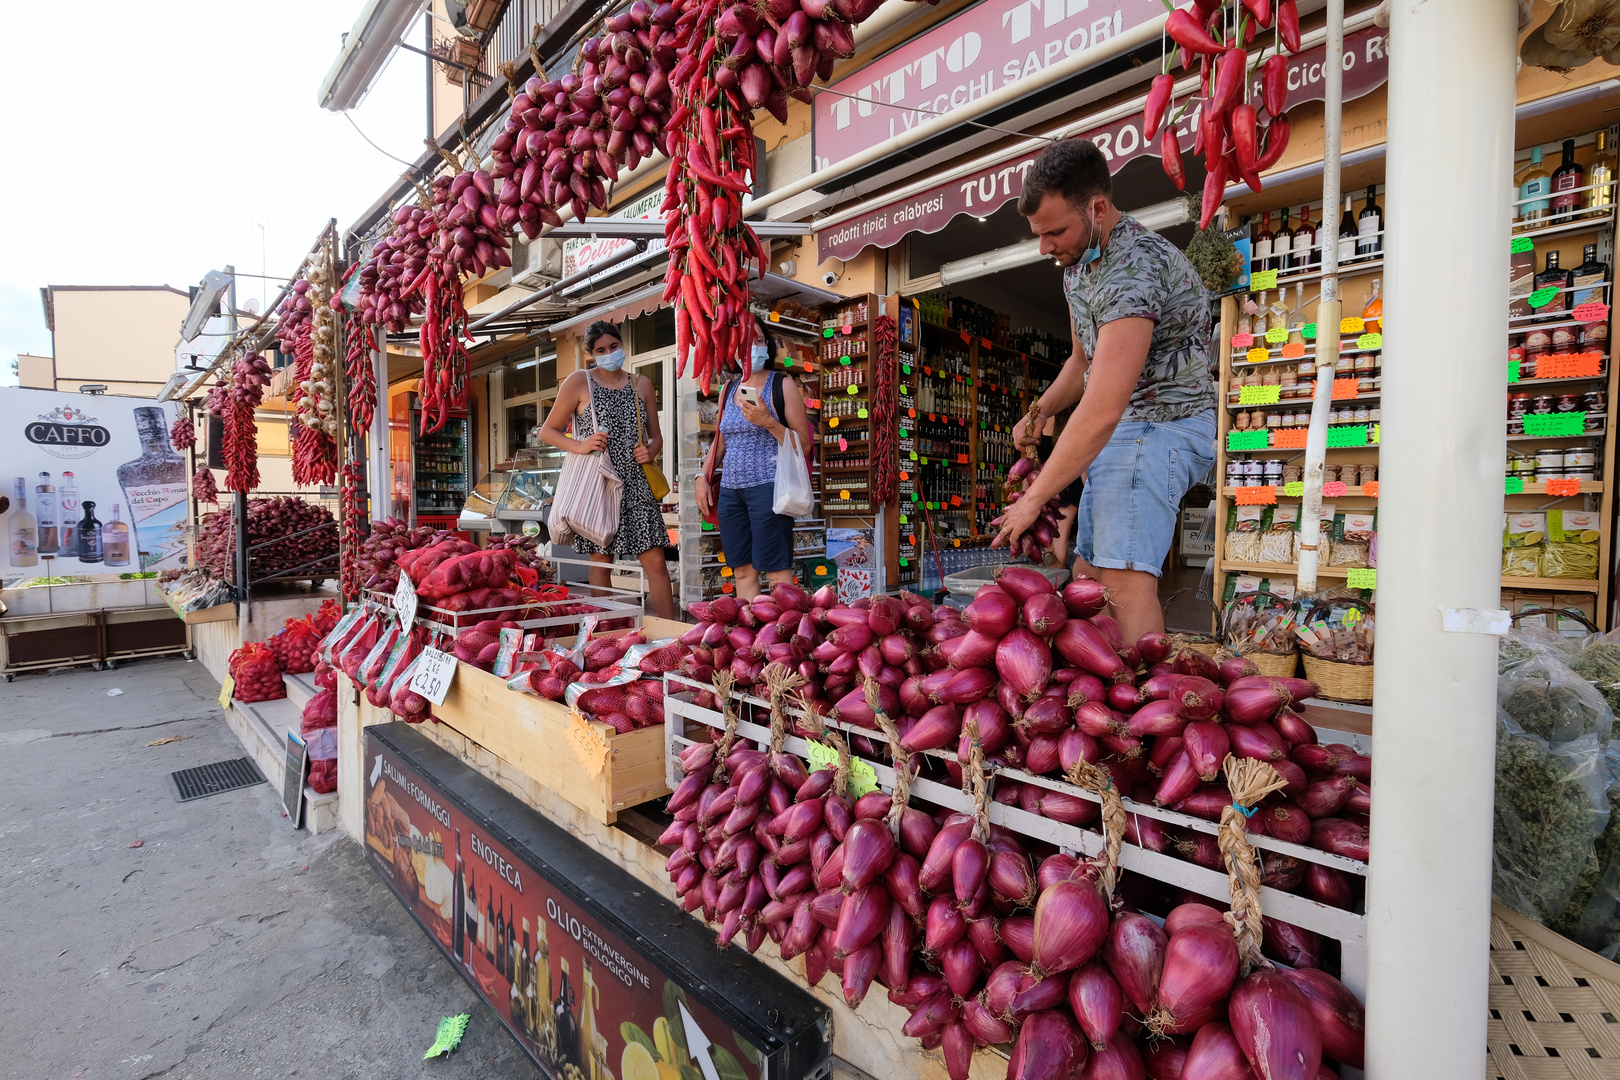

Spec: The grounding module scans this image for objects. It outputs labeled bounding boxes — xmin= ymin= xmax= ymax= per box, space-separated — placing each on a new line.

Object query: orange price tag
xmin=959 ymin=329 xmax=971 ymax=344
xmin=1546 ymin=477 xmax=1583 ymax=496
xmin=907 ymin=534 xmax=916 ymax=545
xmin=981 ymin=337 xmax=993 ymax=350
xmin=1539 ymin=352 xmax=1604 ymax=379
xmin=721 ymin=582 xmax=734 ymax=593
xmin=957 ymin=454 xmax=968 ymax=464
xmin=924 ymin=366 xmax=932 ymax=375
xmin=908 ymin=408 xmax=917 ymax=418
xmin=1280 ymin=342 xmax=1306 ymax=359
xmin=1234 ymin=486 xmax=1278 ymax=505
xmin=1270 ymin=428 xmax=1308 ymax=448
xmin=1322 ymin=481 xmax=1348 ymax=497
xmin=1331 ymin=378 xmax=1359 ymax=400
xmin=899 ymin=471 xmax=909 ymax=480
xmin=950 ymin=495 xmax=962 ymax=506
xmin=1363 ymin=481 xmax=1379 ymax=497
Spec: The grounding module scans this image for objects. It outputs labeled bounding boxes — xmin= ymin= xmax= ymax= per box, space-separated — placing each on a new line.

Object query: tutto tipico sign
xmin=817 ymin=23 xmax=1390 ymax=263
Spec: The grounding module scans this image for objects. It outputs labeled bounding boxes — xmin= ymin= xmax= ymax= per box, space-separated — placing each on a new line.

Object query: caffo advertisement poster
xmin=1 ymin=387 xmax=190 ymax=574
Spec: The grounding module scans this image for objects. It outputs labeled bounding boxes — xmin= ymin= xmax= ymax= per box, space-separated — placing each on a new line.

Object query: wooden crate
xmin=427 ymin=616 xmax=688 ymax=824
xmin=664 ymin=673 xmax=1371 ymax=999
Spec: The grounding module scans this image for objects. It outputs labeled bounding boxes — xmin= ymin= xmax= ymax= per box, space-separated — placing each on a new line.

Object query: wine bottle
xmin=1518 ymin=147 xmax=1551 ymax=225
xmin=9 ymin=477 xmax=37 ymax=568
xmin=1572 ymin=244 xmax=1610 ymax=308
xmin=1587 ymin=131 xmax=1616 ymax=218
xmin=1254 ymin=211 xmax=1274 ymax=269
xmin=34 ymin=472 xmax=57 ymax=555
xmin=1337 ymin=194 xmax=1357 ymax=264
xmin=77 ymin=501 xmax=103 ymax=563
xmin=1550 ymin=138 xmax=1585 ymax=221
xmin=1357 ymin=185 xmax=1383 ymax=258
xmin=1292 ymin=204 xmax=1317 ymax=270
xmin=1535 ymin=250 xmax=1572 ymax=320
xmin=1274 ymin=207 xmax=1294 ymax=272
xmin=102 ymin=504 xmax=130 ymax=567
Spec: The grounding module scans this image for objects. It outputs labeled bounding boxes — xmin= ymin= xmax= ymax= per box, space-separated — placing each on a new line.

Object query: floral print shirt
xmin=1063 ymin=214 xmax=1217 ymax=423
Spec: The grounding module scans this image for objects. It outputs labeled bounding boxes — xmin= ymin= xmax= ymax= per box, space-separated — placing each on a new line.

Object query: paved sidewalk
xmin=0 ymin=656 xmax=541 ymax=1080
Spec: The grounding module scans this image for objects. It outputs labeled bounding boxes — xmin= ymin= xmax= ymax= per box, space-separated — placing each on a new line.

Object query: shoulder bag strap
xmin=703 ymin=380 xmax=736 ymax=479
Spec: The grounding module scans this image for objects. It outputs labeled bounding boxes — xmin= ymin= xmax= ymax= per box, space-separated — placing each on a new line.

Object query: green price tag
xmin=967 ymin=377 xmax=974 ymax=386
xmin=900 ymin=515 xmax=909 ymax=524
xmin=1238 ymin=384 xmax=1281 ymax=405
xmin=1523 ymin=411 xmax=1586 ymax=436
xmin=846 ymin=385 xmax=858 ymax=395
xmin=1511 ymin=236 xmax=1535 ymax=254
xmin=1283 ymin=481 xmax=1304 ymax=497
xmin=911 ymin=492 xmax=919 ymax=502
xmin=1265 ymin=327 xmax=1288 ymax=344
xmin=823 ymin=328 xmax=835 ymax=338
xmin=858 ymin=408 xmax=868 ymax=418
xmin=1326 ymin=425 xmax=1369 ymax=448
xmin=1227 ymin=430 xmax=1270 ymax=451
xmin=848 ymin=758 xmax=880 ymax=797
xmin=1528 ymin=286 xmax=1560 ymax=309
xmin=902 ymin=364 xmax=912 ymax=375
xmin=1251 ymin=269 xmax=1279 ymax=291
xmin=899 ymin=557 xmax=910 ymax=566
xmin=840 ymin=355 xmax=851 ymax=365
xmin=1505 ymin=475 xmax=1525 ymax=494
xmin=783 ymin=357 xmax=793 ymax=367
xmin=899 ymin=428 xmax=908 ymax=437
xmin=1345 ymin=568 xmax=1377 ymax=590
xmin=424 ymin=1015 xmax=471 ymax=1059
xmin=980 ymin=421 xmax=987 ymax=429
xmin=1302 ymin=323 xmax=1317 ymax=340
xmin=1508 ymin=360 xmax=1521 ymax=383
xmin=909 ymin=451 xmax=918 ymax=460
xmin=700 ymin=521 xmax=715 ymax=531
xmin=1356 ymin=333 xmax=1383 ymax=350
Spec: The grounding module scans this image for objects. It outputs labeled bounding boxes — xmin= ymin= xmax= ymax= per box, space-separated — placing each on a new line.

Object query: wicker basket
xmin=1246 ymin=650 xmax=1300 ymax=678
xmin=1489 ymin=901 xmax=1620 ymax=1078
xmin=1217 ymin=589 xmax=1299 ymax=678
xmin=1301 ymin=654 xmax=1374 ymax=704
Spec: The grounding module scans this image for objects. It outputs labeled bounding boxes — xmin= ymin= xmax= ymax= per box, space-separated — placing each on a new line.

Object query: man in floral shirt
xmin=998 ymin=138 xmax=1217 ymax=641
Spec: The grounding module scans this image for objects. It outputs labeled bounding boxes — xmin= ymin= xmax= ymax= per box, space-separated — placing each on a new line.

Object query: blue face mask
xmin=595 ymin=348 xmax=625 ymax=372
xmin=751 ymin=343 xmax=770 ymax=367
xmin=1078 ymin=211 xmax=1104 ymax=267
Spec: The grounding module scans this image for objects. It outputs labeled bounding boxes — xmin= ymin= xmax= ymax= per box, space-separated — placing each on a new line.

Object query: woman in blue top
xmin=694 ymin=318 xmax=813 ymax=601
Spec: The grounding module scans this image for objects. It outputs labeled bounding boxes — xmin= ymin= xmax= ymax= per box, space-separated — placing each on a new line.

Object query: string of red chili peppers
xmin=339 ymin=459 xmax=368 ymax=602
xmin=1151 ymin=0 xmax=1300 ymax=225
xmin=409 ymin=249 xmax=472 ymax=435
xmin=662 ymin=0 xmax=767 ymax=393
xmin=870 ymin=314 xmax=898 ymax=505
xmin=344 ymin=315 xmax=378 ymax=437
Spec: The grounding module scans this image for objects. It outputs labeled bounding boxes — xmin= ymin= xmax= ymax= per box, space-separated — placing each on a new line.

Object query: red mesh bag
xmin=313 ymin=598 xmax=341 ymax=635
xmin=228 ymin=641 xmax=285 ymax=703
xmin=307 ymin=758 xmax=337 ymax=794
xmin=301 ymin=688 xmax=338 ymax=734
xmin=269 ymin=616 xmax=321 ymax=674
xmin=313 ymin=660 xmax=337 ymax=691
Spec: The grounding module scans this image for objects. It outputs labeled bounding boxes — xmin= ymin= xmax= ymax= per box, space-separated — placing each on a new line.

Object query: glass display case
xmin=494 ymin=447 xmax=564 ymax=522
xmin=456 ymin=470 xmax=506 ymax=532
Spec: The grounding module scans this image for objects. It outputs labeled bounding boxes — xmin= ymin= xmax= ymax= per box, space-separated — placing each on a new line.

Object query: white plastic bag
xmin=550 ymin=376 xmax=623 ymax=548
xmin=772 ymin=430 xmax=813 ymax=519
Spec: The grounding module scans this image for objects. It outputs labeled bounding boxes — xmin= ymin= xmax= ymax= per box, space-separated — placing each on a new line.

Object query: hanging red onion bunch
xmin=990 ymin=453 xmax=1064 ymax=566
xmin=170 ymin=413 xmax=196 ymax=450
xmin=192 ymin=464 xmax=219 ymax=504
xmin=429 ymin=166 xmax=512 ymax=278
xmin=355 ymin=206 xmax=433 ymax=333
xmin=491 ymin=67 xmax=618 ymax=233
xmin=274 ymin=278 xmax=314 ymax=355
xmin=594 ymin=4 xmax=678 ymax=167
xmin=1152 ymin=0 xmax=1302 ymax=224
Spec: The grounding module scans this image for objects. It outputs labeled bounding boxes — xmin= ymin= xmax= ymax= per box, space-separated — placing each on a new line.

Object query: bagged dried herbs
xmin=1499 ymin=646 xmax=1613 ymax=744
xmin=1572 ymin=634 xmax=1620 ymax=716
xmin=1494 ymin=711 xmax=1610 ymax=927
xmin=1556 ymin=744 xmax=1620 ymax=955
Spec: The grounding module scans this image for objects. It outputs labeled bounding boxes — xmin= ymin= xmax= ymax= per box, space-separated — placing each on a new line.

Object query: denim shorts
xmin=718 ymin=483 xmax=796 ymax=574
xmin=1073 ymin=410 xmax=1217 ymax=578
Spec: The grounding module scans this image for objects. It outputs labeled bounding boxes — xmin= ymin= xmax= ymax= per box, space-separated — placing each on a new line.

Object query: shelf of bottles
xmin=1212 ymin=125 xmax=1619 ymax=627
xmin=412 ymin=413 xmax=471 ymax=524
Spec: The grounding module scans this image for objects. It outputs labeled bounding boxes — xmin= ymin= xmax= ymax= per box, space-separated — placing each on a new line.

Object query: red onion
xmin=1008 ymin=1008 xmax=1089 ymax=1080
xmin=891 ymin=973 xmax=949 ymax=1009
xmin=969 ymin=915 xmax=1009 ymax=967
xmin=1063 ymin=577 xmax=1112 ymax=618
xmin=940 ymin=936 xmax=985 ymax=997
xmin=1154 ymin=750 xmax=1204 ymax=807
xmin=1274 ymin=709 xmax=1318 ymax=747
xmin=963 ymin=698 xmax=1013 ymax=754
xmin=1024 ymin=735 xmax=1063 ymax=776
xmin=1153 ymin=924 xmax=1240 ymax=1032
xmin=953 ymin=835 xmax=990 ymax=908
xmin=1104 ymin=911 xmax=1168 ymax=1016
xmin=1001 ymin=915 xmax=1036 ymax=961
xmin=1086 ymin=1036 xmax=1146 ymax=1080
xmin=901 ymin=990 xmax=957 ymax=1037
xmin=1164 ymin=902 xmax=1226 ymax=937
xmin=1218 ymin=655 xmax=1261 ymax=684
xmin=984 ymin=958 xmax=1026 ymax=1018
xmin=989 ymin=849 xmax=1039 ymax=907
xmin=940 ymin=666 xmax=998 ymax=704
xmin=1174 ymin=788 xmax=1231 ymax=823
xmin=1346 ymin=780 xmax=1370 ymax=815
xmin=940 ymin=1022 xmax=973 ymax=1080
xmin=1296 ymin=775 xmax=1358 ymax=818
xmin=926 ymin=892 xmax=968 ymax=951
xmin=1170 ymin=646 xmax=1222 ymax=682
xmin=771 ymin=581 xmax=809 ymax=612
xmin=1059 ymin=728 xmax=1102 ymax=775
xmin=1182 ymin=720 xmax=1231 ymax=782
xmin=885 ymin=853 xmax=926 ymax=919
xmin=1128 ymin=699 xmax=1189 ymax=738
xmin=1277 ymin=968 xmax=1365 ymax=1069
xmin=1137 ymin=631 xmax=1173 ymax=664
xmin=920 ymin=820 xmax=974 ymax=893
xmin=902 ymin=703 xmax=963 ymax=753
xmin=1254 ymin=803 xmax=1312 ymax=845
xmin=1110 ymin=683 xmax=1149 ymax=711
xmin=965 ymin=586 xmax=1018 ymax=637
xmin=867 ymin=596 xmax=903 ymax=637
xmin=1023 ymin=593 xmax=1070 ymax=637
xmin=1055 ymin=620 xmax=1133 ymax=684
xmin=962 ymin=997 xmax=1015 ymax=1045
xmin=840 ymin=819 xmax=895 ymax=892
xmin=1067 ymin=673 xmax=1111 ymax=707
xmin=1228 ymin=969 xmax=1322 ymax=1080
xmin=997 ymin=564 xmax=1057 ymax=603
xmin=1143 ymin=1039 xmax=1190 ymax=1080
xmin=949 ymin=629 xmax=1001 ymax=669
xmin=1009 ymin=969 xmax=1071 ymax=1017
xmin=1075 ymin=701 xmax=1123 ymax=738
xmin=1310 ymin=818 xmax=1369 ymax=860
xmin=1022 ymin=695 xmax=1072 ymax=735
xmin=1273 ymin=758 xmax=1309 ymax=798
xmin=1033 ymin=788 xmax=1100 ymax=826
xmin=1184 ymin=1022 xmax=1254 ymax=1080
xmin=1172 ymin=676 xmax=1222 ymax=721
xmin=1228 ymin=721 xmax=1288 ymax=762
xmin=1125 ymin=814 xmax=1173 ymax=853
xmin=1070 ymin=961 xmax=1126 ymax=1049
xmin=1032 ymin=877 xmax=1110 ymax=975
xmin=842 ymin=938 xmax=881 ymax=1007
xmin=899 ymin=811 xmax=938 ymax=862
xmin=1262 ymin=916 xmax=1321 ymax=969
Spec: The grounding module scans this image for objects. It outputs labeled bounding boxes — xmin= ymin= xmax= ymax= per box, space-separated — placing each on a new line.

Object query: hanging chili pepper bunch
xmin=170 ymin=413 xmax=196 ymax=450
xmin=411 ymin=236 xmax=473 ymax=436
xmin=291 ymin=258 xmax=340 ymax=486
xmin=871 ymin=314 xmax=898 ymax=504
xmin=1153 ymin=0 xmax=1300 ymax=227
xmin=342 ymin=302 xmax=378 ymax=437
xmin=223 ymin=350 xmax=271 ymax=493
xmin=339 ymin=459 xmax=368 ymax=602
xmin=661 ymin=1 xmax=770 ymax=392
xmin=428 ymin=152 xmax=512 ymax=278
xmin=355 ymin=206 xmax=432 ymax=333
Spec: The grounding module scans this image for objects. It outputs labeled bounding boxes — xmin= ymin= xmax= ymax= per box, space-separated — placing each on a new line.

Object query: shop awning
xmin=816 ymin=16 xmax=1390 ymax=263
xmin=545 ymin=271 xmax=845 ymax=336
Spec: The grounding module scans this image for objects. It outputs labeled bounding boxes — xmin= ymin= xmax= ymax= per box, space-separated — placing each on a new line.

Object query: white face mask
xmin=595 ymin=348 xmax=625 ymax=372
xmin=751 ymin=343 xmax=770 ymax=367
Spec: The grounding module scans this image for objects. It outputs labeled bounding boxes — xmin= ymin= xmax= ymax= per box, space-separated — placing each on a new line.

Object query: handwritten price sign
xmin=409 ymin=647 xmax=457 ymax=706
xmin=395 ymin=573 xmax=419 ymax=628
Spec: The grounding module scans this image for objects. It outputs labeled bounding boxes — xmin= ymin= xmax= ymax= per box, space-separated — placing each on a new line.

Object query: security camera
xmin=821 ymin=271 xmax=839 ymax=286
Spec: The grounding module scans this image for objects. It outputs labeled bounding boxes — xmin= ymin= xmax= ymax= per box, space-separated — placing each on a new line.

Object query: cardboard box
xmin=1553 ymin=592 xmax=1599 ymax=637
xmin=1506 ymin=590 xmax=1556 ymax=628
xmin=1180 ymin=507 xmax=1215 ymax=561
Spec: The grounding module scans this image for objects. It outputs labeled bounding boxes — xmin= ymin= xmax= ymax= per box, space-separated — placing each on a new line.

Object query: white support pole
xmin=1364 ymin=1 xmax=1517 ymax=1076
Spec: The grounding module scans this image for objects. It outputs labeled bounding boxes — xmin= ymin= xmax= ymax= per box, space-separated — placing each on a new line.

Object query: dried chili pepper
xmin=1231 ymin=103 xmax=1262 ymax=191
xmin=1254 ymin=112 xmax=1292 ymax=172
xmin=1161 ymin=126 xmax=1186 ymax=191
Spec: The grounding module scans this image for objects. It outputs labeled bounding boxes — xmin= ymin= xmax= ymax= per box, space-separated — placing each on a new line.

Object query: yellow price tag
xmin=568 ymin=711 xmax=610 ymax=779
xmin=721 ymin=566 xmax=733 ymax=577
xmin=953 ymin=539 xmax=961 ymax=548
xmin=1340 ymin=317 xmax=1365 ymax=334
xmin=218 ymin=674 xmax=234 ymax=708
xmin=717 ymin=553 xmax=726 ymax=564
xmin=829 ymin=417 xmax=839 ymax=427
xmin=1245 ymin=348 xmax=1270 ymax=364
xmin=1356 ymin=333 xmax=1383 ymax=350
xmin=1265 ymin=327 xmax=1288 ymax=344
xmin=1250 ymin=269 xmax=1278 ymax=290
xmin=848 ymin=759 xmax=880 ymax=797
xmin=1346 ymin=567 xmax=1377 ymax=589
xmin=840 ymin=489 xmax=851 ymax=500
xmin=858 ymin=408 xmax=868 ymax=418
xmin=814 ymin=565 xmax=827 ymax=575
xmin=806 ymin=740 xmax=839 ymax=772
xmin=768 ymin=311 xmax=780 ymax=322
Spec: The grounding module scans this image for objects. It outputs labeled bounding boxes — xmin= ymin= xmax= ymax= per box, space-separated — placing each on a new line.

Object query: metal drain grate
xmin=169 ymin=757 xmax=267 ymax=802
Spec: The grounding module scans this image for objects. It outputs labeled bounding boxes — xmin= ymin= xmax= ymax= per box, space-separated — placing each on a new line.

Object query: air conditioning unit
xmin=512 ymin=234 xmax=563 ymax=287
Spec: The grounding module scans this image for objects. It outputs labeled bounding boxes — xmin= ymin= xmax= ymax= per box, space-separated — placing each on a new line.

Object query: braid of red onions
xmin=871 ymin=314 xmax=898 ymax=504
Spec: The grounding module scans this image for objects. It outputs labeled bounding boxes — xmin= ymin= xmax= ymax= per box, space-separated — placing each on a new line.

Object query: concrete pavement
xmin=0 ymin=655 xmax=542 ymax=1080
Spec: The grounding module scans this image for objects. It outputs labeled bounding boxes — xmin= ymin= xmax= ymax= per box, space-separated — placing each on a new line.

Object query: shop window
xmin=506 ymin=403 xmax=538 ymax=460
xmin=505 ymin=362 xmax=537 ymax=399
xmin=626 ymin=308 xmax=677 ymax=353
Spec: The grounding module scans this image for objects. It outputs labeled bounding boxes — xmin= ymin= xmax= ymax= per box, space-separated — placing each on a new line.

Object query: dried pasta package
xmin=1293 ymin=501 xmax=1335 ymax=564
xmin=1224 ymin=504 xmax=1265 ymax=563
xmin=1258 ymin=504 xmax=1299 ymax=563
xmin=1327 ymin=511 xmax=1375 ymax=568
xmin=1503 ymin=545 xmax=1545 ymax=577
xmin=1546 ymin=509 xmax=1602 ymax=580
xmin=1505 ymin=512 xmax=1548 ymax=549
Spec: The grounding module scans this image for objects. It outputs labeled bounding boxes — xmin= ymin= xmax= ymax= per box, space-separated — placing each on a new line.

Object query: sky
xmin=0 ymin=0 xmax=442 ymax=383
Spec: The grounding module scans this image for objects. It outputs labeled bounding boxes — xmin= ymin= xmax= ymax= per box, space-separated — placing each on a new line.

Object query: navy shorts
xmin=718 ymin=483 xmax=795 ymax=574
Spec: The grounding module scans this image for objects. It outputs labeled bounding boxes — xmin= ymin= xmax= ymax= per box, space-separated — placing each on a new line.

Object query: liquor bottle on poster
xmin=102 ymin=505 xmax=130 ymax=568
xmin=555 ymin=962 xmax=581 ymax=1069
xmin=581 ymin=957 xmax=601 ymax=1080
xmin=77 ymin=501 xmax=103 ymax=563
xmin=499 ymin=899 xmax=510 ymax=980
xmin=57 ymin=472 xmax=78 ymax=552
xmin=513 ymin=919 xmax=529 ymax=1033
xmin=1551 ymin=138 xmax=1585 ymax=220
xmin=1588 ymin=131 xmax=1616 ymax=217
xmin=35 ymin=472 xmax=57 ymax=555
xmin=485 ymin=892 xmax=496 ymax=964
xmin=452 ymin=830 xmax=465 ymax=963
xmin=9 ymin=478 xmax=37 ymax=567
xmin=469 ymin=869 xmax=482 ymax=967
xmin=533 ymin=918 xmax=551 ymax=1039
xmin=118 ymin=406 xmax=188 ymax=569
xmin=1357 ymin=185 xmax=1383 ymax=257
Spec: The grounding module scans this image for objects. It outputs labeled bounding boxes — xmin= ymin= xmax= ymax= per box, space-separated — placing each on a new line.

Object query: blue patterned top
xmin=718 ymin=372 xmax=781 ymax=489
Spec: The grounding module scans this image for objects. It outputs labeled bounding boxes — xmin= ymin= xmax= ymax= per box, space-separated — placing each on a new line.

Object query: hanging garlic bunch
xmin=303 ymin=259 xmax=341 ymax=439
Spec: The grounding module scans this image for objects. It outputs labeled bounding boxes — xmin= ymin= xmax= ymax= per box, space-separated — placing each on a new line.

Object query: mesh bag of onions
xmin=268 ymin=616 xmax=322 ymax=674
xmin=227 ymin=642 xmax=285 ymax=703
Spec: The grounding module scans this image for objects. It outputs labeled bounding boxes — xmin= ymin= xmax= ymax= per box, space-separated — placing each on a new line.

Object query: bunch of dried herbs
xmin=1572 ymin=639 xmax=1620 ymax=718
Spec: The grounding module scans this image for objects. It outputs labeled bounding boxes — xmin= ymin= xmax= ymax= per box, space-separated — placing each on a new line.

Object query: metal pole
xmin=1297 ymin=0 xmax=1345 ymax=595
xmin=1364 ymin=0 xmax=1516 ymax=1075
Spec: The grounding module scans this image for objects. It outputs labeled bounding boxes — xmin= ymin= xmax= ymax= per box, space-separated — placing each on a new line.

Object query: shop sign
xmin=817 ymin=24 xmax=1389 ymax=262
xmin=363 ymin=725 xmax=827 ymax=1080
xmin=813 ymin=0 xmax=1167 ymax=172
xmin=562 ymin=186 xmax=665 ymax=280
